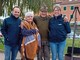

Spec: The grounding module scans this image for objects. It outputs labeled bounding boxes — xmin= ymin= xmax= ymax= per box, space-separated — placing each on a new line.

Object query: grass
xmin=0 ymin=37 xmax=4 ymax=51
xmin=0 ymin=37 xmax=80 ymax=54
xmin=0 ymin=43 xmax=4 ymax=50
xmin=65 ymin=38 xmax=80 ymax=54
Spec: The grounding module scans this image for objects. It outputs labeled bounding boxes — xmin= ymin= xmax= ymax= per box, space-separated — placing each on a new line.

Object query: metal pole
xmin=71 ymin=7 xmax=77 ymax=60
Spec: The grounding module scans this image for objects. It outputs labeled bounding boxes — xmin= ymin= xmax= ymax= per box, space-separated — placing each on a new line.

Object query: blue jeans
xmin=50 ymin=41 xmax=66 ymax=60
xmin=4 ymin=45 xmax=19 ymax=60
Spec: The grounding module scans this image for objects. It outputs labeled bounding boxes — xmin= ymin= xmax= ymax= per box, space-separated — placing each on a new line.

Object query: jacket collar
xmin=53 ymin=14 xmax=62 ymax=20
xmin=10 ymin=14 xmax=19 ymax=19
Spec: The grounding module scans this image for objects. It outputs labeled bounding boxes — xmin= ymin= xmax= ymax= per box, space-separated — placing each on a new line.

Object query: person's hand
xmin=64 ymin=16 xmax=69 ymax=22
xmin=21 ymin=22 xmax=24 ymax=29
xmin=35 ymin=27 xmax=39 ymax=32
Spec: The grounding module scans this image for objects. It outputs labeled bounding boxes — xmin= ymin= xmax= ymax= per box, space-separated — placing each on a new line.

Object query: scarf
xmin=21 ymin=21 xmax=41 ymax=59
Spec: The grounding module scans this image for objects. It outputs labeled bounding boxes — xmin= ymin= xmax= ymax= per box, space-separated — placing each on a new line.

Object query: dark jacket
xmin=1 ymin=14 xmax=22 ymax=46
xmin=21 ymin=27 xmax=36 ymax=36
xmin=49 ymin=14 xmax=71 ymax=43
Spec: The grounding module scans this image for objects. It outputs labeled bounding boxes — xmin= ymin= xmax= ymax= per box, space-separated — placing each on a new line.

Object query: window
xmin=70 ymin=14 xmax=73 ymax=19
xmin=71 ymin=6 xmax=74 ymax=10
xmin=64 ymin=6 xmax=66 ymax=10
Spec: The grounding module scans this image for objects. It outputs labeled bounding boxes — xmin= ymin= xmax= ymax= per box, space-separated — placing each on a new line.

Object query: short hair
xmin=12 ymin=6 xmax=21 ymax=11
xmin=53 ymin=4 xmax=61 ymax=11
xmin=25 ymin=11 xmax=34 ymax=17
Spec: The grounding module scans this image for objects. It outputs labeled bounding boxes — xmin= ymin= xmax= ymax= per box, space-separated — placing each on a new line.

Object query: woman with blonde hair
xmin=49 ymin=4 xmax=71 ymax=60
xmin=20 ymin=11 xmax=41 ymax=60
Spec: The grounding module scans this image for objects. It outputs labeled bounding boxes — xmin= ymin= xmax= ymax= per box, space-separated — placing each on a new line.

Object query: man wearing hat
xmin=33 ymin=6 xmax=50 ymax=60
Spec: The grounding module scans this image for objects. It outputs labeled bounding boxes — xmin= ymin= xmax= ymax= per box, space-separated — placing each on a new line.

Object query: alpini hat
xmin=40 ymin=6 xmax=48 ymax=12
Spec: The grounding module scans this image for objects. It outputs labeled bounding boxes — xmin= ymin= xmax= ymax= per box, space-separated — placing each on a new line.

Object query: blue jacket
xmin=49 ymin=14 xmax=71 ymax=42
xmin=1 ymin=14 xmax=22 ymax=46
xmin=21 ymin=27 xmax=41 ymax=47
xmin=21 ymin=28 xmax=36 ymax=36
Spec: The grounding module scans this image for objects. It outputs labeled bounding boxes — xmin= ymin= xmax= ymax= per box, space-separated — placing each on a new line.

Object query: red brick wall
xmin=61 ymin=4 xmax=80 ymax=22
xmin=55 ymin=0 xmax=80 ymax=22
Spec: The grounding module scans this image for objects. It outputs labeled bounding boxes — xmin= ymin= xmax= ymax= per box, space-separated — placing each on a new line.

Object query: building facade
xmin=55 ymin=0 xmax=80 ymax=23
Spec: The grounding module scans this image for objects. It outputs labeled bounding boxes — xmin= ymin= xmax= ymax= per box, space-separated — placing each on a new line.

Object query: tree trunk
xmin=0 ymin=0 xmax=3 ymax=16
